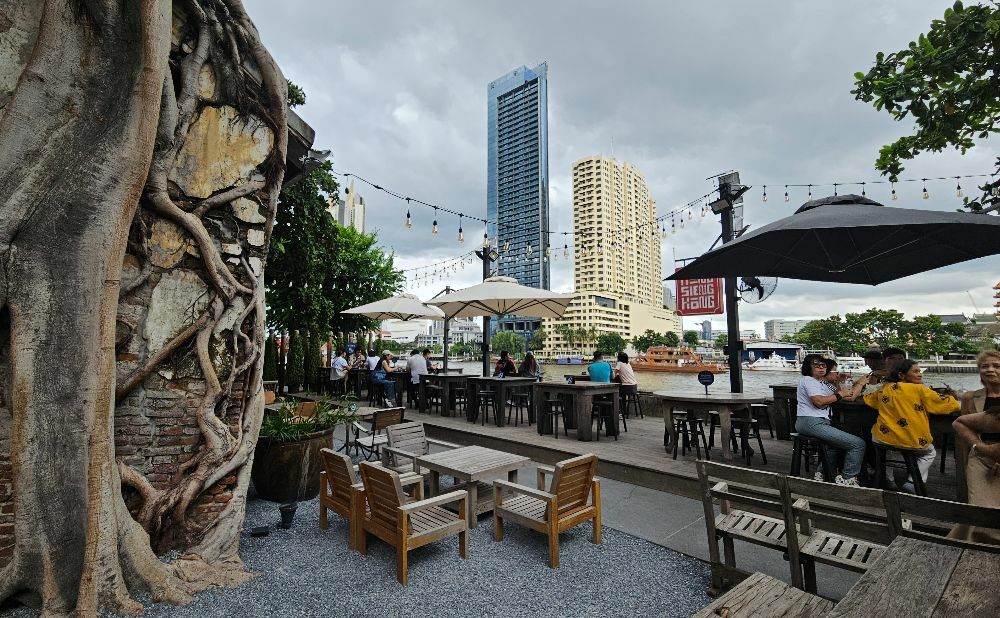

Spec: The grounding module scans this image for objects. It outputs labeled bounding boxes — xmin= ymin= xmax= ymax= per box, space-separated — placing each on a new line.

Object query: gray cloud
xmin=245 ymin=0 xmax=1000 ymax=332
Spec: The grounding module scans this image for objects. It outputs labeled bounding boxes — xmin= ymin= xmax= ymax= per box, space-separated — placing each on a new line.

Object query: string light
xmin=833 ymin=183 xmax=838 ymax=197
xmin=431 ymin=206 xmax=438 ymax=235
xmin=922 ymin=179 xmax=929 ymax=199
xmin=784 ymin=185 xmax=789 ymax=202
xmin=563 ymin=244 xmax=569 ymax=258
xmin=861 ymin=182 xmax=866 ymax=198
xmin=807 ymin=184 xmax=813 ymax=200
xmin=701 ymin=205 xmax=707 ymax=217
xmin=762 ymin=185 xmax=767 ymax=202
xmin=405 ymin=209 xmax=412 ymax=228
xmin=891 ymin=181 xmax=897 ymax=200
xmin=956 ymin=177 xmax=963 ymax=198
xmin=482 ymin=232 xmax=489 ymax=248
xmin=457 ymin=215 xmax=464 ymax=244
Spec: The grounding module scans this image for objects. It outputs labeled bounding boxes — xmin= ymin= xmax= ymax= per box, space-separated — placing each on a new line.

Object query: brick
xmin=151 ymin=456 xmax=174 ymax=464
xmin=156 ymin=436 xmax=181 ymax=446
xmin=145 ymin=409 xmax=183 ymax=418
xmin=179 ymin=436 xmax=201 ymax=446
xmin=159 ymin=426 xmax=183 ymax=436
xmin=114 ymin=446 xmax=137 ymax=456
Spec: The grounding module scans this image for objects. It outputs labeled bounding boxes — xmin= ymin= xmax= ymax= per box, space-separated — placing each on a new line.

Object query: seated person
xmin=372 ymin=351 xmax=397 ymax=402
xmin=795 ymin=354 xmax=867 ymax=486
xmin=587 ymin=351 xmax=613 ymax=383
xmin=518 ymin=352 xmax=542 ymax=380
xmin=858 ymin=359 xmax=960 ymax=492
xmin=350 ymin=348 xmax=367 ymax=369
xmin=822 ymin=358 xmax=849 ymax=392
xmin=423 ymin=348 xmax=439 ymax=373
xmin=329 ymin=348 xmax=349 ymax=394
xmin=406 ymin=349 xmax=428 ymax=385
xmin=951 ymin=408 xmax=1000 ymax=545
xmin=493 ymin=350 xmax=516 ymax=377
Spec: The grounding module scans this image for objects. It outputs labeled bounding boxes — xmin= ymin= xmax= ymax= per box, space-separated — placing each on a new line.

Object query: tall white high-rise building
xmin=764 ymin=319 xmax=812 ymax=340
xmin=543 ymin=156 xmax=680 ymax=354
xmin=328 ymin=179 xmax=366 ymax=233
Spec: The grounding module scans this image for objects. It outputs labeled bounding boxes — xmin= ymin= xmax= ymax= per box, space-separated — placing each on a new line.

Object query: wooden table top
xmin=829 ymin=536 xmax=1000 ymax=617
xmin=536 ymin=380 xmax=618 ymax=391
xmin=466 ymin=375 xmax=536 ymax=382
xmin=421 ymin=373 xmax=469 ymax=381
xmin=651 ymin=390 xmax=770 ymax=404
xmin=693 ymin=572 xmax=833 ymax=618
xmin=415 ymin=445 xmax=531 ymax=481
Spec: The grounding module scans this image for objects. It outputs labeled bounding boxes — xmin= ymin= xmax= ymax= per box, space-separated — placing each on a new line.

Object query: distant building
xmin=764 ymin=319 xmax=812 ymax=340
xmin=932 ymin=314 xmax=970 ymax=325
xmin=380 ymin=319 xmax=426 ymax=343
xmin=739 ymin=329 xmax=759 ymax=340
xmin=542 ymin=156 xmax=680 ymax=355
xmin=663 ymin=286 xmax=676 ymax=311
xmin=488 ymin=63 xmax=550 ymax=336
xmin=328 ymin=178 xmax=365 ymax=233
xmin=416 ymin=318 xmax=484 ymax=347
xmin=700 ymin=320 xmax=713 ymax=341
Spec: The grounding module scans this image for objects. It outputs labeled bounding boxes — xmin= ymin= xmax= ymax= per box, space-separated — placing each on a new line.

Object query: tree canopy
xmin=683 ymin=330 xmax=701 ymax=346
xmin=854 ymin=1 xmax=1000 ymax=208
xmin=595 ymin=332 xmax=627 ymax=355
xmin=491 ymin=331 xmax=524 ymax=356
xmin=266 ymin=162 xmax=403 ymax=335
xmin=631 ymin=329 xmax=679 ymax=351
xmin=783 ymin=308 xmax=974 ymax=356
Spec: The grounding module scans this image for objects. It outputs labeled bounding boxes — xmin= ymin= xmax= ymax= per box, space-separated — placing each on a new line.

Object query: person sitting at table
xmin=950 ymin=404 xmax=1000 ymax=545
xmin=494 ymin=350 xmax=516 ymax=377
xmin=822 ymin=358 xmax=849 ymax=391
xmin=350 ymin=348 xmax=366 ymax=369
xmin=366 ymin=348 xmax=380 ymax=370
xmin=587 ymin=351 xmax=613 ymax=383
xmin=858 ymin=359 xmax=960 ymax=493
xmin=955 ymin=350 xmax=1000 ymax=502
xmin=407 ymin=349 xmax=428 ymax=386
xmin=329 ymin=348 xmax=349 ymax=395
xmin=371 ymin=351 xmax=397 ymax=402
xmin=423 ymin=348 xmax=440 ymax=373
xmin=518 ymin=352 xmax=542 ymax=380
xmin=796 ymin=353 xmax=867 ymax=486
xmin=615 ymin=351 xmax=638 ymax=409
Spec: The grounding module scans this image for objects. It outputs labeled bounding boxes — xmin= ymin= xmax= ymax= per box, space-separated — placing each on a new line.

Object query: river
xmin=444 ymin=361 xmax=986 ymax=396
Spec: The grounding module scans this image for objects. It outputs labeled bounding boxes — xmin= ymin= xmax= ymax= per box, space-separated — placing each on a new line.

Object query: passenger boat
xmin=555 ymin=354 xmax=585 ymax=365
xmin=745 ymin=355 xmax=798 ymax=371
xmin=631 ymin=347 xmax=727 ymax=373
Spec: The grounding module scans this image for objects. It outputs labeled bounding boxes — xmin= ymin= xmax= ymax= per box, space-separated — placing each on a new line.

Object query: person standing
xmin=956 ymin=350 xmax=1000 ymax=502
xmin=795 ymin=354 xmax=867 ymax=486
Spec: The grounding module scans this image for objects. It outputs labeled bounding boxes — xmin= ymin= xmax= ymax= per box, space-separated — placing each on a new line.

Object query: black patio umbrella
xmin=668 ymin=194 xmax=1000 ymax=285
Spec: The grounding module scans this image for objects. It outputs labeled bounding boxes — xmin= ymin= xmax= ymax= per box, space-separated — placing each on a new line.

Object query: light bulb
xmin=546 ymin=247 xmax=552 ymax=257
xmin=762 ymin=190 xmax=768 ymax=203
xmin=504 ymin=241 xmax=510 ymax=252
xmin=784 ymin=189 xmax=789 ymax=202
xmin=526 ymin=243 xmax=532 ymax=256
xmin=688 ymin=210 xmax=693 ymax=220
xmin=701 ymin=206 xmax=706 ymax=217
xmin=861 ymin=183 xmax=867 ymax=197
xmin=405 ymin=210 xmax=412 ymax=228
xmin=922 ymin=182 xmax=929 ymax=199
xmin=563 ymin=245 xmax=569 ymax=258
xmin=956 ymin=180 xmax=963 ymax=198
xmin=891 ymin=186 xmax=898 ymax=200
xmin=483 ymin=233 xmax=489 ymax=248
xmin=458 ymin=227 xmax=464 ymax=243
xmin=432 ymin=220 xmax=438 ymax=235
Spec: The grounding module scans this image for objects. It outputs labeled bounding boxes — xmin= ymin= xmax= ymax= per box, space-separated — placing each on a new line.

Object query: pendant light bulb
xmin=405 ymin=210 xmax=412 ymax=228
xmin=563 ymin=244 xmax=569 ymax=258
xmin=784 ymin=186 xmax=789 ymax=202
xmin=458 ymin=228 xmax=464 ymax=244
xmin=762 ymin=185 xmax=768 ymax=203
xmin=432 ymin=219 xmax=438 ymax=235
xmin=922 ymin=179 xmax=929 ymax=199
xmin=956 ymin=178 xmax=963 ymax=198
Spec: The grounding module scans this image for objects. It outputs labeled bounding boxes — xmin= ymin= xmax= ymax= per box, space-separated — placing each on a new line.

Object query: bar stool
xmin=750 ymin=403 xmax=774 ymax=439
xmin=542 ymin=398 xmax=567 ymax=438
xmin=937 ymin=433 xmax=950 ymax=473
xmin=477 ymin=390 xmax=496 ymax=426
xmin=620 ymin=385 xmax=643 ymax=419
xmin=730 ymin=408 xmax=767 ymax=466
xmin=672 ymin=411 xmax=711 ymax=460
xmin=873 ymin=442 xmax=928 ymax=496
xmin=426 ymin=384 xmax=444 ymax=414
xmin=406 ymin=381 xmax=419 ymax=409
xmin=707 ymin=411 xmax=739 ymax=453
xmin=507 ymin=388 xmax=530 ymax=426
xmin=790 ymin=433 xmax=834 ymax=481
xmin=591 ymin=397 xmax=617 ymax=441
xmin=368 ymin=382 xmax=388 ymax=407
xmin=452 ymin=384 xmax=468 ymax=416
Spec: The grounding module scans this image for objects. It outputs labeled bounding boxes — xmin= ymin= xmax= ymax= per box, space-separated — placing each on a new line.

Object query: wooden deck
xmin=362 ymin=406 xmax=961 ymax=502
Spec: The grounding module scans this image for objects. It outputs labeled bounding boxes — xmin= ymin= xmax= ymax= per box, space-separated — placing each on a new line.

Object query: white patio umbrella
xmin=342 ymin=293 xmax=444 ymax=321
xmin=427 ymin=277 xmax=575 ymax=374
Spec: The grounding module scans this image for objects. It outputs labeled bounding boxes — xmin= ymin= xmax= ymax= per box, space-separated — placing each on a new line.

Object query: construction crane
xmin=967 ymin=291 xmax=981 ymax=322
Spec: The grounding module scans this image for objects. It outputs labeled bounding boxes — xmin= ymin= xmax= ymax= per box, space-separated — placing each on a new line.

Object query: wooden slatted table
xmin=533 ymin=381 xmax=620 ymax=441
xmin=415 ymin=445 xmax=530 ymax=528
xmin=466 ymin=376 xmax=536 ymax=427
xmin=691 ymin=572 xmax=833 ymax=618
xmin=419 ymin=373 xmax=468 ymax=417
xmin=828 ymin=536 xmax=1000 ymax=617
xmin=652 ymin=391 xmax=769 ymax=462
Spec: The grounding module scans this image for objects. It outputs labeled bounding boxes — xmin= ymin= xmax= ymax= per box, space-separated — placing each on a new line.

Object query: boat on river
xmin=631 ymin=346 xmax=727 ymax=373
xmin=555 ymin=354 xmax=585 ymax=365
xmin=745 ymin=355 xmax=798 ymax=371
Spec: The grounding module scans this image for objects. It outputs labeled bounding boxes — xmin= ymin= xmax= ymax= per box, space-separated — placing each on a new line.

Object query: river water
xmin=445 ymin=361 xmax=986 ymax=397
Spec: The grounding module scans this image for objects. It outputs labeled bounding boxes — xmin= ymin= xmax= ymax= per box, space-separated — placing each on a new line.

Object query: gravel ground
xmin=135 ymin=494 xmax=711 ymax=618
xmin=1 ymin=494 xmax=710 ymax=618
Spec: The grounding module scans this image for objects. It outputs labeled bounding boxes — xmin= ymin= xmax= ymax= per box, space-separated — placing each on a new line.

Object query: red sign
xmin=675 ymin=273 xmax=723 ymax=316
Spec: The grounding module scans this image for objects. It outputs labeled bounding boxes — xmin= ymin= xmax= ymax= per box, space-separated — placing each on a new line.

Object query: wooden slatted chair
xmin=319 ymin=449 xmax=423 ymax=549
xmin=883 ymin=492 xmax=1000 ymax=553
xmin=352 ymin=406 xmax=404 ymax=460
xmin=356 ymin=461 xmax=469 ymax=585
xmin=492 ymin=454 xmax=601 ymax=568
xmin=381 ymin=421 xmax=459 ymax=476
xmin=782 ymin=475 xmax=895 ymax=592
xmin=696 ymin=461 xmax=787 ymax=594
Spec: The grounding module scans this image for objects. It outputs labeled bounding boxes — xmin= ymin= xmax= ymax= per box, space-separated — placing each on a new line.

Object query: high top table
xmin=652 ymin=391 xmax=770 ymax=462
xmin=465 ymin=376 xmax=537 ymax=426
xmin=418 ymin=373 xmax=468 ymax=417
xmin=533 ymin=381 xmax=620 ymax=441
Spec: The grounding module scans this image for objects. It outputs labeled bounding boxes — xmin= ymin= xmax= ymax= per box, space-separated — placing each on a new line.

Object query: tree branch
xmin=116 ymin=307 xmax=213 ymax=402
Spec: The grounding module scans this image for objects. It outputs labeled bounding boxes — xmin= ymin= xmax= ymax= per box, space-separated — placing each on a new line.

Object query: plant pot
xmin=278 ymin=502 xmax=297 ymax=529
xmin=251 ymin=427 xmax=335 ymax=502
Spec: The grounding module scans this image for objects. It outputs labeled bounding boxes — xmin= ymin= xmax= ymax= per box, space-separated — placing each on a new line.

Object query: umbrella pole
xmin=442 ymin=316 xmax=450 ymax=370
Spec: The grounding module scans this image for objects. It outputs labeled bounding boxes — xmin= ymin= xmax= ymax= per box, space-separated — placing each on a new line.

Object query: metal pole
xmin=476 ymin=248 xmax=493 ymax=376
xmin=441 ymin=286 xmax=452 ymax=371
xmin=719 ymin=187 xmax=744 ymax=394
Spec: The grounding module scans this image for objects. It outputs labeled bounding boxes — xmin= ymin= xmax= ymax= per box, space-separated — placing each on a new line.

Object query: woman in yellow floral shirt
xmin=859 ymin=359 xmax=960 ymax=492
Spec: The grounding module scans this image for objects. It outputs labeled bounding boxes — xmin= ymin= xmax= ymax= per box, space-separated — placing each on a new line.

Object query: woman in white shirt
xmin=795 ymin=354 xmax=867 ymax=486
xmin=616 ymin=351 xmax=639 ymax=417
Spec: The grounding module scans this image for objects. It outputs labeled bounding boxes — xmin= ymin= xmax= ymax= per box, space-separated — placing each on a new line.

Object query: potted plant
xmin=251 ymin=396 xmax=355 ymax=502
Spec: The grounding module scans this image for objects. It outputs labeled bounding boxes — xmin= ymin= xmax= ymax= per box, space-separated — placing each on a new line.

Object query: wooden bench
xmin=356 ymin=461 xmax=468 ymax=585
xmin=697 ymin=461 xmax=788 ymax=594
xmin=884 ymin=491 xmax=1000 ymax=553
xmin=381 ymin=421 xmax=459 ymax=476
xmin=691 ymin=572 xmax=834 ymax=618
xmin=782 ymin=475 xmax=895 ymax=593
xmin=493 ymin=453 xmax=601 ymax=568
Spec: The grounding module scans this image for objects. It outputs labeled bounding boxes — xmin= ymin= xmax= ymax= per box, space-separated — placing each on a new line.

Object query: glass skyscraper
xmin=487 ymin=63 xmax=550 ymax=335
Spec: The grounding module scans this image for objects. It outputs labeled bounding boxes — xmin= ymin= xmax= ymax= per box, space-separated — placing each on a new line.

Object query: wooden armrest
xmin=381 ymin=446 xmax=418 ymax=463
xmin=352 ymin=421 xmax=371 ymax=435
xmin=494 ymin=479 xmax=555 ymax=502
xmin=427 ymin=438 xmax=461 ymax=449
xmin=793 ymin=498 xmax=810 ymax=510
xmin=536 ymin=464 xmax=555 ymax=490
xmin=399 ymin=490 xmax=468 ymax=513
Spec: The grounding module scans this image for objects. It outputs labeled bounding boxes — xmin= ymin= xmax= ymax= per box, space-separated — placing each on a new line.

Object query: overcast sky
xmin=245 ymin=0 xmax=1000 ymax=334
